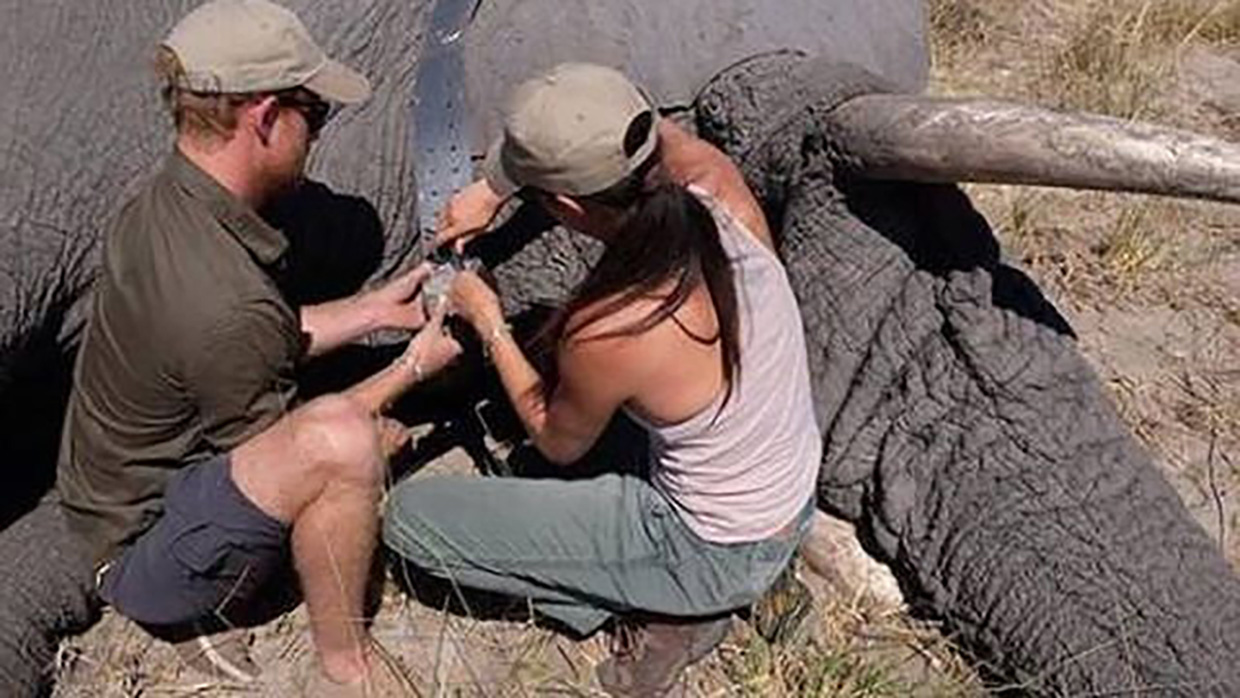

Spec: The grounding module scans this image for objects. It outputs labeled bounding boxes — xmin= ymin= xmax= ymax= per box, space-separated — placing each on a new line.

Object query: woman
xmin=383 ymin=63 xmax=820 ymax=696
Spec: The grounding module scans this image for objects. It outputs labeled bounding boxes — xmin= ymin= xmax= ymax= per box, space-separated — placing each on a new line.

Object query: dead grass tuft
xmin=1141 ymin=0 xmax=1240 ymax=47
xmin=716 ymin=593 xmax=982 ymax=698
xmin=722 ymin=634 xmax=907 ymax=697
xmin=1038 ymin=0 xmax=1240 ymax=119
xmin=1045 ymin=2 xmax=1172 ymax=119
xmin=927 ymin=0 xmax=993 ymax=56
xmin=1094 ymin=202 xmax=1174 ymax=284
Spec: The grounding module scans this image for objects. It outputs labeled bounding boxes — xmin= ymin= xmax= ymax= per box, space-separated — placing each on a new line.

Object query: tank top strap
xmin=686 ymin=183 xmax=777 ymax=265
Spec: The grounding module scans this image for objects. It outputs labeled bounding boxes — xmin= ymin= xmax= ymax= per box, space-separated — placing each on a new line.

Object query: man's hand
xmin=361 ymin=263 xmax=432 ymax=334
xmin=434 ymin=179 xmax=506 ymax=253
xmin=301 ymin=263 xmax=436 ymax=358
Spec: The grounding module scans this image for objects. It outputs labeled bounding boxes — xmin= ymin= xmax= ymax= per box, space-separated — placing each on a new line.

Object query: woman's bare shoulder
xmin=657 ymin=121 xmax=775 ymax=252
xmin=564 ymin=292 xmax=665 ymax=346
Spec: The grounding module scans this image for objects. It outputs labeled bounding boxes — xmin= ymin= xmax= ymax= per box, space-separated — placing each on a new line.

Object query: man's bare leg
xmin=229 ymin=394 xmax=387 ymax=684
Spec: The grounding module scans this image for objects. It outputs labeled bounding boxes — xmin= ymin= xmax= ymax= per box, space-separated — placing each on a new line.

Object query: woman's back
xmin=611 ymin=188 xmax=820 ymax=544
xmin=555 ymin=121 xmax=819 ymax=544
xmin=582 ymin=281 xmax=725 ymax=426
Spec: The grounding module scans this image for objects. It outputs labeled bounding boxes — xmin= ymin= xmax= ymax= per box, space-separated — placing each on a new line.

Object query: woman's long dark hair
xmin=537 ymin=158 xmax=742 ymax=409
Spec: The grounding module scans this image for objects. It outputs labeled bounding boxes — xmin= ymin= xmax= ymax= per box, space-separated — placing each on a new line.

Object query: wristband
xmin=483 ymin=321 xmax=512 ymax=359
xmin=396 ymin=347 xmax=424 ymax=381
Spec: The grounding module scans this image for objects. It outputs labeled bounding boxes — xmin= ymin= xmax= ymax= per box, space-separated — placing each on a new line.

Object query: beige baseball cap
xmin=482 ymin=63 xmax=659 ymax=198
xmin=163 ymin=0 xmax=370 ymax=104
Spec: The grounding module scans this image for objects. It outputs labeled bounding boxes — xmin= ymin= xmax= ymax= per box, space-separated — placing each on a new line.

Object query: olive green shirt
xmin=57 ymin=151 xmax=303 ymax=565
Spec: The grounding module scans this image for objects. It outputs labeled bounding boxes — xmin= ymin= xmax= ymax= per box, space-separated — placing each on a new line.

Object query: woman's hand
xmin=400 ymin=304 xmax=463 ymax=380
xmin=434 ymin=179 xmax=506 ymax=253
xmin=376 ymin=416 xmax=412 ymax=460
xmin=448 ymin=270 xmax=504 ymax=334
xmin=345 ymin=303 xmax=463 ymax=416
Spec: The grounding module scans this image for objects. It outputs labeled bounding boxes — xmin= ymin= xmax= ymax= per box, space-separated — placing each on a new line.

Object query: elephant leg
xmin=0 ymin=497 xmax=100 ymax=697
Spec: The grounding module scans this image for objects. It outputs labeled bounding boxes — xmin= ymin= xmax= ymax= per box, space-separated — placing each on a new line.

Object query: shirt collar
xmin=163 ymin=150 xmax=289 ymax=266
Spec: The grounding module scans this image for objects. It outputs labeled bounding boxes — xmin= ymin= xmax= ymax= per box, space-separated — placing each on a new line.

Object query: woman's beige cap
xmin=482 ymin=63 xmax=659 ymax=198
xmin=162 ymin=0 xmax=371 ymax=104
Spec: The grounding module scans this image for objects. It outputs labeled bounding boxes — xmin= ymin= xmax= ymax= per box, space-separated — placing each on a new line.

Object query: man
xmin=56 ymin=1 xmax=459 ymax=694
xmin=385 ymin=64 xmax=819 ymax=696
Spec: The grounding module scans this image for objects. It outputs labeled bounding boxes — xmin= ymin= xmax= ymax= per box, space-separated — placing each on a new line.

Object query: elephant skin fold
xmin=1 ymin=1 xmax=1237 ymax=696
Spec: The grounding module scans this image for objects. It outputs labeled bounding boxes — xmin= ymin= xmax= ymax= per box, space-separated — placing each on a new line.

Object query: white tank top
xmin=626 ymin=186 xmax=821 ymax=544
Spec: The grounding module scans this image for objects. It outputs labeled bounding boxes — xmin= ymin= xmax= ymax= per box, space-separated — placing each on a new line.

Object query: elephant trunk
xmin=827 ymin=94 xmax=1240 ymax=204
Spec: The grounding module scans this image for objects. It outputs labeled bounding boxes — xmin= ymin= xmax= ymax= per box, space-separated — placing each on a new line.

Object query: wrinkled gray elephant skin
xmin=4 ymin=1 xmax=1238 ymax=696
xmin=696 ymin=54 xmax=1240 ymax=695
xmin=479 ymin=54 xmax=1240 ymax=695
xmin=460 ymin=0 xmax=926 ymax=147
xmin=0 ymin=498 xmax=99 ymax=697
xmin=0 ymin=1 xmax=923 ymax=694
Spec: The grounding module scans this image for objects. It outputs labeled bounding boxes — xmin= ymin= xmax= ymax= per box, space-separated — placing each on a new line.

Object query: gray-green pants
xmin=383 ymin=473 xmax=809 ymax=636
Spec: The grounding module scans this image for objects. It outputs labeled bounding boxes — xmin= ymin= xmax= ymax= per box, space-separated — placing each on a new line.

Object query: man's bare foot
xmin=302 ymin=641 xmax=416 ymax=697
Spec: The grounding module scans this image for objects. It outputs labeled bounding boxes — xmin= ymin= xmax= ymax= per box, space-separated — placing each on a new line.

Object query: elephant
xmin=2 ymin=0 xmax=1238 ymax=695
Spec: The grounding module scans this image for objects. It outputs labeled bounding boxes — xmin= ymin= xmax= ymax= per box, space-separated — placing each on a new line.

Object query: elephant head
xmin=0 ymin=1 xmax=1237 ymax=695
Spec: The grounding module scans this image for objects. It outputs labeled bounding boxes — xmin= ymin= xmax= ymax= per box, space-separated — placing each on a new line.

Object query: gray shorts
xmin=98 ymin=454 xmax=289 ymax=628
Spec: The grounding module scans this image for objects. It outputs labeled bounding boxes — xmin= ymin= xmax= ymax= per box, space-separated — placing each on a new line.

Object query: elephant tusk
xmin=825 ymin=94 xmax=1240 ymax=205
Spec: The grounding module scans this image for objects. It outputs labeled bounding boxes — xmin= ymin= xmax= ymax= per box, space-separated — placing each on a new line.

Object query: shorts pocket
xmin=169 ymin=521 xmax=231 ymax=576
xmin=636 ymin=483 xmax=676 ymax=561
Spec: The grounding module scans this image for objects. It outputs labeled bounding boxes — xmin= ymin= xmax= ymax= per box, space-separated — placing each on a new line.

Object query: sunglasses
xmin=276 ymin=91 xmax=333 ymax=138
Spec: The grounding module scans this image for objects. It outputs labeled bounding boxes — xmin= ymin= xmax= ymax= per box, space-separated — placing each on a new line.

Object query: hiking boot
xmin=172 ymin=625 xmax=260 ymax=684
xmin=301 ymin=641 xmax=417 ymax=698
xmin=748 ymin=557 xmax=813 ymax=645
xmin=596 ymin=614 xmax=732 ymax=697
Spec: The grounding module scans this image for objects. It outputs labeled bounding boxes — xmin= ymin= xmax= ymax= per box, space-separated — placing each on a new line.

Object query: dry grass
xmin=716 ymin=599 xmax=983 ymax=698
xmin=1142 ymin=0 xmax=1240 ymax=46
xmin=1046 ymin=4 xmax=1171 ymax=119
xmin=54 ymin=1 xmax=1240 ymax=695
xmin=1038 ymin=0 xmax=1240 ymax=119
xmin=930 ymin=0 xmax=1240 ymax=119
xmin=927 ymin=0 xmax=993 ymax=56
xmin=1095 ymin=202 xmax=1174 ymax=285
xmin=55 ymin=581 xmax=983 ymax=697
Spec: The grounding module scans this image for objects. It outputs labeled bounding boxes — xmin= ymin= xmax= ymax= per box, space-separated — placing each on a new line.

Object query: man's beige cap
xmin=483 ymin=63 xmax=659 ymax=198
xmin=163 ymin=0 xmax=371 ymax=104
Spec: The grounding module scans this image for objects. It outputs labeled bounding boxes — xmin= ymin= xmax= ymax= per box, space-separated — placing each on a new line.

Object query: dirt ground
xmin=53 ymin=1 xmax=1240 ymax=695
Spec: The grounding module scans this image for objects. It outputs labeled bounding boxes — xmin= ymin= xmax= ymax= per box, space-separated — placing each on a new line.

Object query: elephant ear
xmin=694 ymin=52 xmax=899 ymax=230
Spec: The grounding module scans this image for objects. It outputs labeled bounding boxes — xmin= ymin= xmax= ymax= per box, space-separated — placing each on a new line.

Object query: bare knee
xmin=230 ymin=394 xmax=385 ymax=524
xmin=290 ymin=395 xmax=384 ymax=491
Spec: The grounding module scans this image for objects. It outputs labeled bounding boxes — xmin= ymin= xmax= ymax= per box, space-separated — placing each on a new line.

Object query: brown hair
xmin=538 ymin=140 xmax=742 ymax=412
xmin=153 ymin=46 xmax=251 ymax=138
